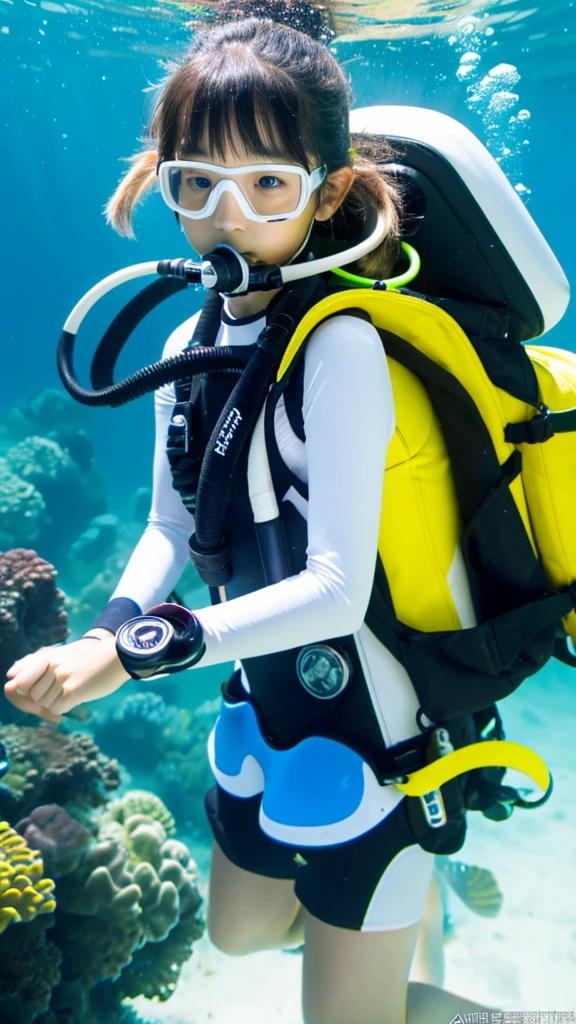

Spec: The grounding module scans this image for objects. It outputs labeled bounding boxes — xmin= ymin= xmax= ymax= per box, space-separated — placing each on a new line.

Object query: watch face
xmin=119 ymin=617 xmax=173 ymax=657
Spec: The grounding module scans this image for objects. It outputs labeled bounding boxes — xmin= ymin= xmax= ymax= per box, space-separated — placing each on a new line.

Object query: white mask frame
xmin=157 ymin=159 xmax=328 ymax=223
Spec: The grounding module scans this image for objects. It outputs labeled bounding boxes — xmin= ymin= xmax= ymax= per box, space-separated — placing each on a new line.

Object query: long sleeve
xmin=193 ymin=314 xmax=395 ymax=667
xmin=100 ymin=315 xmax=202 ymax=624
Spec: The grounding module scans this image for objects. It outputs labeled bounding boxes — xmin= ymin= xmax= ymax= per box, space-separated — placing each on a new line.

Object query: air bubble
xmin=486 ymin=63 xmax=521 ymax=88
xmin=486 ymin=91 xmax=519 ymax=117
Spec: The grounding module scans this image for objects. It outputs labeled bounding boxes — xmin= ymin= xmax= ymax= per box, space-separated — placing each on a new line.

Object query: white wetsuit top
xmin=112 ymin=297 xmax=434 ymax=747
xmin=110 ymin=295 xmax=460 ymax=927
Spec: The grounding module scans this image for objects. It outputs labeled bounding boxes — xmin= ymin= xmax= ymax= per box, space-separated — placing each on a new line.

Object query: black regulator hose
xmin=90 ymin=277 xmax=186 ymax=391
xmin=189 ymin=274 xmax=324 ymax=588
xmin=57 ymin=334 xmax=250 ymax=407
xmin=57 ymin=274 xmax=253 ymax=408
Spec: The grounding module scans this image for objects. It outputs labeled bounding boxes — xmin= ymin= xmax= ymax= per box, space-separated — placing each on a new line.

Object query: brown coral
xmin=15 ymin=804 xmax=93 ymax=878
xmin=0 ymin=548 xmax=69 ymax=680
xmin=0 ymin=724 xmax=120 ymax=820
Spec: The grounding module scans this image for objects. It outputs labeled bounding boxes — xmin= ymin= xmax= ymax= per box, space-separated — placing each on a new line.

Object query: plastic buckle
xmin=530 ymin=404 xmax=554 ymax=442
xmin=504 ymin=404 xmax=554 ymax=445
xmin=168 ymin=401 xmax=193 ymax=454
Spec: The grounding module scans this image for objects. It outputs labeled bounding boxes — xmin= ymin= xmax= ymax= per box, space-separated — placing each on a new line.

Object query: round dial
xmin=296 ymin=644 xmax=351 ymax=699
xmin=118 ymin=616 xmax=173 ymax=657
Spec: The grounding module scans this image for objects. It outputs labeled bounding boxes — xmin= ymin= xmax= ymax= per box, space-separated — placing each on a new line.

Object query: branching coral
xmin=0 ymin=820 xmax=57 ymax=933
xmin=0 ymin=548 xmax=69 ymax=683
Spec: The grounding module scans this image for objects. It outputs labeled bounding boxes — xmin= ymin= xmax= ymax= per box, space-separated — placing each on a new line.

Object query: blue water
xmin=1 ymin=1 xmax=576 ymax=1018
xmin=1 ymin=0 xmax=575 ymax=508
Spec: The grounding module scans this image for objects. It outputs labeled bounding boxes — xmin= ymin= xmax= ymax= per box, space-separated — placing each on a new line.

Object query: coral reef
xmin=58 ymin=795 xmax=201 ymax=944
xmin=15 ymin=805 xmax=93 ymax=878
xmin=0 ymin=723 xmax=121 ymax=820
xmin=92 ymin=693 xmax=186 ymax=771
xmin=0 ymin=458 xmax=47 ymax=549
xmin=51 ymin=799 xmax=203 ymax=1006
xmin=100 ymin=790 xmax=177 ymax=847
xmin=4 ymin=435 xmax=107 ymax=566
xmin=92 ymin=694 xmax=219 ymax=829
xmin=0 ymin=821 xmax=57 ymax=933
xmin=0 ymin=721 xmax=204 ymax=1021
xmin=117 ymin=904 xmax=204 ymax=1002
xmin=4 ymin=388 xmax=85 ymax=441
xmin=0 ymin=548 xmax=69 ymax=687
xmin=0 ymin=915 xmax=62 ymax=1024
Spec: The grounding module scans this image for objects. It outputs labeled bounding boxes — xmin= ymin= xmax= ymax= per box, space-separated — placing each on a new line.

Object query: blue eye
xmin=257 ymin=175 xmax=283 ymax=189
xmin=185 ymin=175 xmax=211 ymax=190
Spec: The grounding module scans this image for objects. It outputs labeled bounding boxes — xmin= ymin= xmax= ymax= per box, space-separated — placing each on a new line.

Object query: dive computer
xmin=115 ymin=603 xmax=205 ymax=679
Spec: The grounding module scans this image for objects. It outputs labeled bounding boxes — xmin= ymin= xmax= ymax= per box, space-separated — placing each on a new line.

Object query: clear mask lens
xmin=166 ymin=164 xmax=305 ymax=217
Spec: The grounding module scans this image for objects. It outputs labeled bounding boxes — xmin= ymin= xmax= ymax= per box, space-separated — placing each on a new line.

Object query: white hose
xmin=281 ymin=212 xmax=387 ymax=282
xmin=63 ymin=261 xmax=159 ymax=334
xmin=247 ymin=403 xmax=279 ymax=524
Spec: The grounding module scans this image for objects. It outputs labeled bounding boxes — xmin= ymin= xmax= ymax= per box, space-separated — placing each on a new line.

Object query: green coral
xmin=0 ymin=821 xmax=57 ymax=933
xmin=102 ymin=790 xmax=177 ymax=841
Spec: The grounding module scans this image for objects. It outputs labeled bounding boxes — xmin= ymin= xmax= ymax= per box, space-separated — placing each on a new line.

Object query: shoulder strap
xmin=279 ymin=302 xmax=373 ymax=443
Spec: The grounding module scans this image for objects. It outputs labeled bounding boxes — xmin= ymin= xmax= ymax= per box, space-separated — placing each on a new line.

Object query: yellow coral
xmin=0 ymin=821 xmax=57 ymax=933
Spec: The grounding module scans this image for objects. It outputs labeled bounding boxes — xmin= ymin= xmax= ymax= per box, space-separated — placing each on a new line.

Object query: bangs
xmin=157 ymin=51 xmax=313 ymax=170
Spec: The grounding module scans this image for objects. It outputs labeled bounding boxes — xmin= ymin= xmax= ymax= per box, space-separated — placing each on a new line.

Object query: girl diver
xmin=5 ymin=17 xmax=501 ymax=1024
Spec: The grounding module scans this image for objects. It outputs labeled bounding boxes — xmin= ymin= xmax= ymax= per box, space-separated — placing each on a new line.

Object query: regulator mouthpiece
xmin=157 ymin=245 xmax=285 ymax=296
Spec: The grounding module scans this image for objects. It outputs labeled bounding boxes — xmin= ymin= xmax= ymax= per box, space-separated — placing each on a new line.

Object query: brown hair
xmin=105 ymin=17 xmax=402 ymax=278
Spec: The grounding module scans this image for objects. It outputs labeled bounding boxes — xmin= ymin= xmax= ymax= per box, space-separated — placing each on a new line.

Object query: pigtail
xmin=345 ymin=136 xmax=403 ymax=280
xmin=104 ymin=150 xmax=159 ymax=240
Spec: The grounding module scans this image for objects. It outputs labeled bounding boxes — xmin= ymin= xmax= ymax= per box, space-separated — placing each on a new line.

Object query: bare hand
xmin=4 ymin=637 xmax=130 ymax=724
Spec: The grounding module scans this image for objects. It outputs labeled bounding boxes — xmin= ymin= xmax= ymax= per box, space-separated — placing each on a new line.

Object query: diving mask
xmin=158 ymin=159 xmax=327 ymax=223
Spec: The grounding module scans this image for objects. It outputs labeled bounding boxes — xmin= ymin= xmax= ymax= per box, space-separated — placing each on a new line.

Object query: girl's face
xmin=175 ymin=125 xmax=333 ymax=269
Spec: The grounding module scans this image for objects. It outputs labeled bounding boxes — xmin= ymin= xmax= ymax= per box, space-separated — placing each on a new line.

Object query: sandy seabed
xmin=132 ymin=668 xmax=576 ymax=1023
